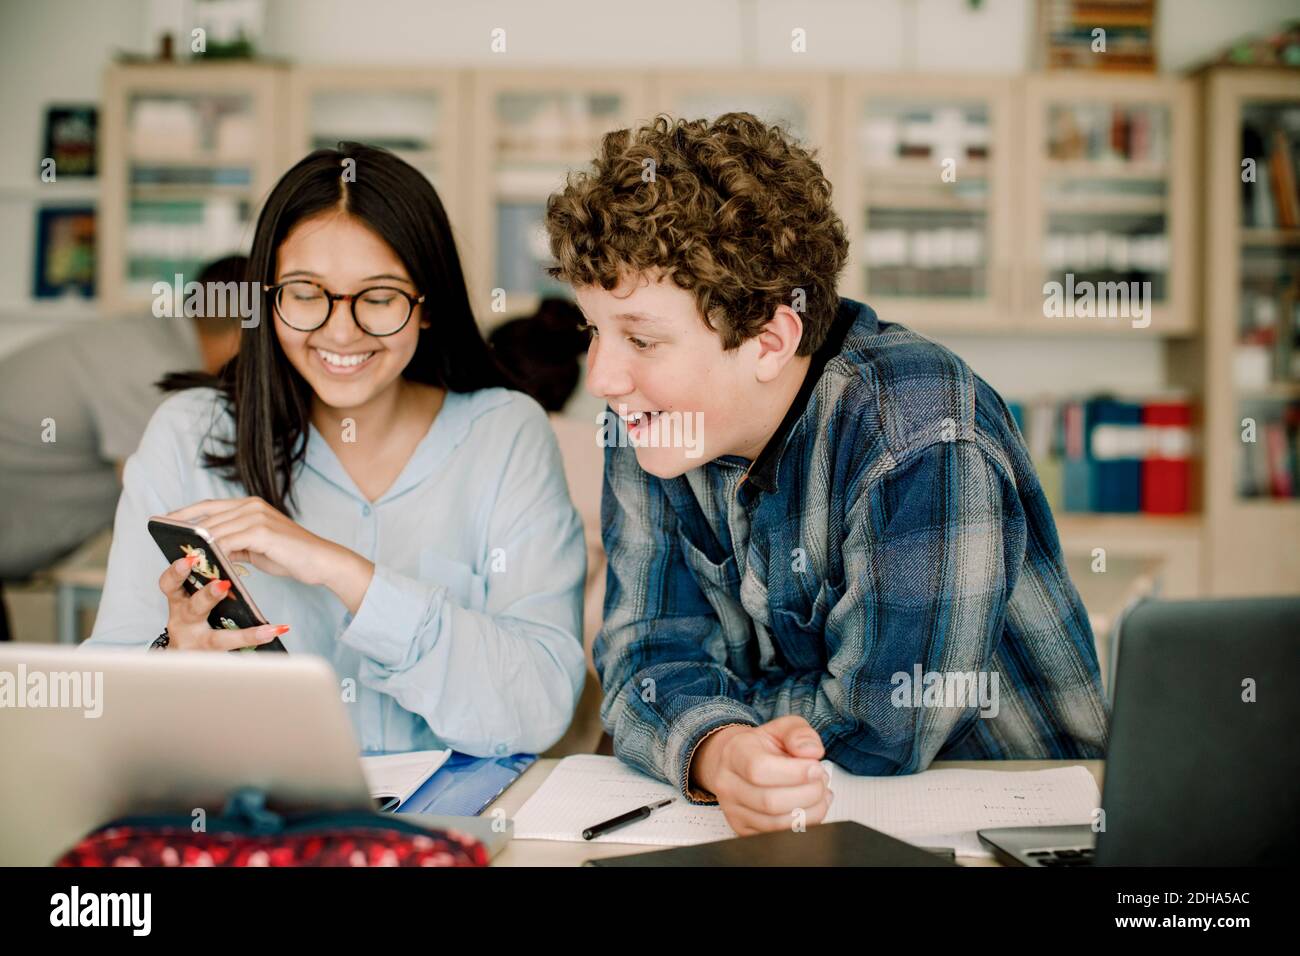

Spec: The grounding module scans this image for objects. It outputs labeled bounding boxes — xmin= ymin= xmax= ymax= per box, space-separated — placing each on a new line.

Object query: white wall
xmin=257 ymin=0 xmax=1298 ymax=72
xmin=933 ymin=334 xmax=1170 ymax=400
xmin=0 ymin=0 xmax=146 ymax=353
xmin=0 ymin=0 xmax=1293 ymax=385
xmin=256 ymin=0 xmax=1032 ymax=72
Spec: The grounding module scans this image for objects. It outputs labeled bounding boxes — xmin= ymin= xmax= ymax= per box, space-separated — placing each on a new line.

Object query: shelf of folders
xmin=1006 ymin=394 xmax=1196 ymax=514
xmin=1235 ymin=244 xmax=1300 ymax=500
xmin=1235 ymin=397 xmax=1300 ymax=500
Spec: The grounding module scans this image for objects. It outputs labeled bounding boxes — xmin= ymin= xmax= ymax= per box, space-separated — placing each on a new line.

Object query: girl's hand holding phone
xmin=158 ymin=554 xmax=289 ymax=651
xmin=165 ymin=497 xmax=374 ymax=614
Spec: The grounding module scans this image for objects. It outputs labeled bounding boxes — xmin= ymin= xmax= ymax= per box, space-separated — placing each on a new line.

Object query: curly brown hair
xmin=544 ymin=112 xmax=849 ymax=356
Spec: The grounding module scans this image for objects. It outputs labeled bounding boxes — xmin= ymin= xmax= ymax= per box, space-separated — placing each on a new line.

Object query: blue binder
xmin=1090 ymin=398 xmax=1143 ymax=513
xmin=395 ymin=752 xmax=536 ymax=816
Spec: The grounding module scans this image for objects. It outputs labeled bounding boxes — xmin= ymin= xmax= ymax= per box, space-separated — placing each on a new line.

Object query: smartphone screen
xmin=147 ymin=517 xmax=287 ymax=653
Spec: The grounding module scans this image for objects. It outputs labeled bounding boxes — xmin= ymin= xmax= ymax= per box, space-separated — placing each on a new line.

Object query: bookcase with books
xmin=1202 ymin=68 xmax=1300 ymax=595
xmin=835 ymin=76 xmax=1016 ymax=333
xmin=1020 ymin=73 xmax=1196 ymax=334
xmin=89 ymin=63 xmax=1273 ymax=596
xmin=98 ymin=62 xmax=287 ymax=313
xmin=1036 ymin=0 xmax=1157 ymax=73
xmin=1001 ymin=74 xmax=1199 ymax=593
xmin=465 ymin=71 xmax=651 ymax=331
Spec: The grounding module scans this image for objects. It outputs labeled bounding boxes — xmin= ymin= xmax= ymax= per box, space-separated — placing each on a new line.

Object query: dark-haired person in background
xmin=85 ymin=144 xmax=587 ymax=760
xmin=0 ymin=256 xmax=244 ymax=641
xmin=489 ymin=298 xmax=607 ymax=754
xmin=488 ymin=298 xmax=589 ymax=413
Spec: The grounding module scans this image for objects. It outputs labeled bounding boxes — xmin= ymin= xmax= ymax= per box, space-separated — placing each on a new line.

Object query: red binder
xmin=1141 ymin=400 xmax=1192 ymax=514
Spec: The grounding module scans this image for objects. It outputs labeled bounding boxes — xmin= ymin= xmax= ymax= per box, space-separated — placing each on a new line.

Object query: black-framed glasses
xmin=266 ymin=280 xmax=425 ymax=337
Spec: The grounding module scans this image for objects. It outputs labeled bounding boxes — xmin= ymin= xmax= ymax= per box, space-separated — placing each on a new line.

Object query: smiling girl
xmin=85 ymin=144 xmax=587 ymax=757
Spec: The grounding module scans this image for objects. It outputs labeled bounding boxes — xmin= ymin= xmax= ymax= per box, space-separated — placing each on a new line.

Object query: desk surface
xmin=483 ymin=757 xmax=1105 ymax=867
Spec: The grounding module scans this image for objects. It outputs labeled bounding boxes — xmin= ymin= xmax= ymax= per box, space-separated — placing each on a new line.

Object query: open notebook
xmin=360 ymin=749 xmax=452 ymax=810
xmin=511 ymin=755 xmax=1101 ymax=858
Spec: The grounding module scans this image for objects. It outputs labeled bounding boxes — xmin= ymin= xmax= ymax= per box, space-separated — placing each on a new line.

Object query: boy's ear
xmin=753 ymin=304 xmax=804 ymax=384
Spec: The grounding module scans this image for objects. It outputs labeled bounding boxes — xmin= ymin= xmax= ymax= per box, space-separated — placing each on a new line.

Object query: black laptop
xmin=979 ymin=596 xmax=1300 ymax=866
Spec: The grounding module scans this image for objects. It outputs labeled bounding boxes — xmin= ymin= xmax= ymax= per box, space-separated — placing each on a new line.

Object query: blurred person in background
xmin=489 ymin=297 xmax=608 ymax=754
xmin=0 ymin=255 xmax=245 ymax=641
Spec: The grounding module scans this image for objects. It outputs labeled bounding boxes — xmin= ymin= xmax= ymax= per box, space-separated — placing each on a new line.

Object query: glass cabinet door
xmin=307 ymin=91 xmax=441 ymax=177
xmin=470 ymin=75 xmax=649 ymax=324
xmin=1235 ymin=98 xmax=1300 ymax=502
xmin=101 ymin=65 xmax=283 ymax=312
xmin=287 ymin=69 xmax=464 ymax=223
xmin=123 ymin=91 xmax=259 ymax=301
xmin=1022 ymin=76 xmax=1194 ymax=335
xmin=838 ymin=78 xmax=1014 ymax=332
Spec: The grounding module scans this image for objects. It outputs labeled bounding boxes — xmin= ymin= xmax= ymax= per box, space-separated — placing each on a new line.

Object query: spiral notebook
xmin=360 ymin=749 xmax=452 ymax=809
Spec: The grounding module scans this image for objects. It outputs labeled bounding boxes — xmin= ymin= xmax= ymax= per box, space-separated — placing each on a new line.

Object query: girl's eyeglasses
xmin=265 ymin=280 xmax=425 ymax=337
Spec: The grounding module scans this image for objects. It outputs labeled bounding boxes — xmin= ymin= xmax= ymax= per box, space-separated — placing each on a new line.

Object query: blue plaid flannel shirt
xmin=594 ymin=298 xmax=1109 ymax=803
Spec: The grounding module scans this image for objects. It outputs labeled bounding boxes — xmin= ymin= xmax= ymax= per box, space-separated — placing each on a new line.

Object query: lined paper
xmin=822 ymin=764 xmax=1100 ymax=857
xmin=511 ymin=755 xmax=1100 ymax=857
xmin=511 ymin=755 xmax=732 ymax=846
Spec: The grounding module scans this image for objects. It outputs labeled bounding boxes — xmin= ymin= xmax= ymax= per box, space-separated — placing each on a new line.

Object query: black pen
xmin=582 ymin=797 xmax=674 ymax=840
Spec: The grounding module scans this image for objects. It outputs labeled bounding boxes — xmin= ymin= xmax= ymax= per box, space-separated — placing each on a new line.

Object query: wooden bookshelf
xmin=1020 ymin=73 xmax=1197 ymax=336
xmin=86 ymin=64 xmax=1231 ymax=592
xmin=1201 ymin=68 xmax=1300 ymax=596
xmin=286 ymin=67 xmax=467 ymax=225
xmin=465 ymin=70 xmax=651 ymax=331
xmin=99 ymin=62 xmax=287 ymax=313
xmin=836 ymin=75 xmax=1017 ymax=334
xmin=1055 ymin=512 xmax=1201 ymax=597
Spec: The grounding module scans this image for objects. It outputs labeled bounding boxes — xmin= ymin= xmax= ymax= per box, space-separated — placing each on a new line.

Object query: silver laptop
xmin=0 ymin=644 xmax=510 ymax=865
xmin=979 ymin=596 xmax=1300 ymax=866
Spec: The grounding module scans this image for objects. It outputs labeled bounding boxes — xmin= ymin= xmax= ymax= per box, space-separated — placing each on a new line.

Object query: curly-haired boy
xmin=545 ymin=112 xmax=1108 ymax=836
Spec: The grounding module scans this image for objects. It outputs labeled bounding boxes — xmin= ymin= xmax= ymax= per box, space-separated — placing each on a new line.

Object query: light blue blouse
xmin=84 ymin=386 xmax=587 ymax=757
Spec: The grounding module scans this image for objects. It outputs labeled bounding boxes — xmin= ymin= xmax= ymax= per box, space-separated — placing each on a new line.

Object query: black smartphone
xmin=147 ymin=516 xmax=287 ymax=653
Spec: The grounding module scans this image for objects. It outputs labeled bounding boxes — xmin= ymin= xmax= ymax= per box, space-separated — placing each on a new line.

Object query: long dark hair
xmin=163 ymin=143 xmax=511 ymax=514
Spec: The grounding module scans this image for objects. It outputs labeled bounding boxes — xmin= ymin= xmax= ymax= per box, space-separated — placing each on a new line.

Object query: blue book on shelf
xmin=1089 ymin=398 xmax=1143 ymax=513
xmin=1061 ymin=399 xmax=1095 ymax=512
xmin=396 ymin=751 xmax=536 ymax=817
xmin=1006 ymin=400 xmax=1025 ymax=437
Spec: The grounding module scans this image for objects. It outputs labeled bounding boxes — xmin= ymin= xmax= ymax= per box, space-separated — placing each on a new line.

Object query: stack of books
xmin=1038 ymin=0 xmax=1157 ymax=73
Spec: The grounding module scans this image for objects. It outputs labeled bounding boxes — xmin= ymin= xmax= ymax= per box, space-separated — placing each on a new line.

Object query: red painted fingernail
xmin=214 ymin=580 xmax=232 ymax=594
xmin=184 ymin=554 xmax=199 ymax=567
xmin=274 ymin=625 xmax=289 ymax=635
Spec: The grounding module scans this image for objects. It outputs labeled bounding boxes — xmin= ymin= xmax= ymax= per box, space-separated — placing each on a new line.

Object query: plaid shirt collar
xmin=744 ymin=298 xmax=875 ymax=495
